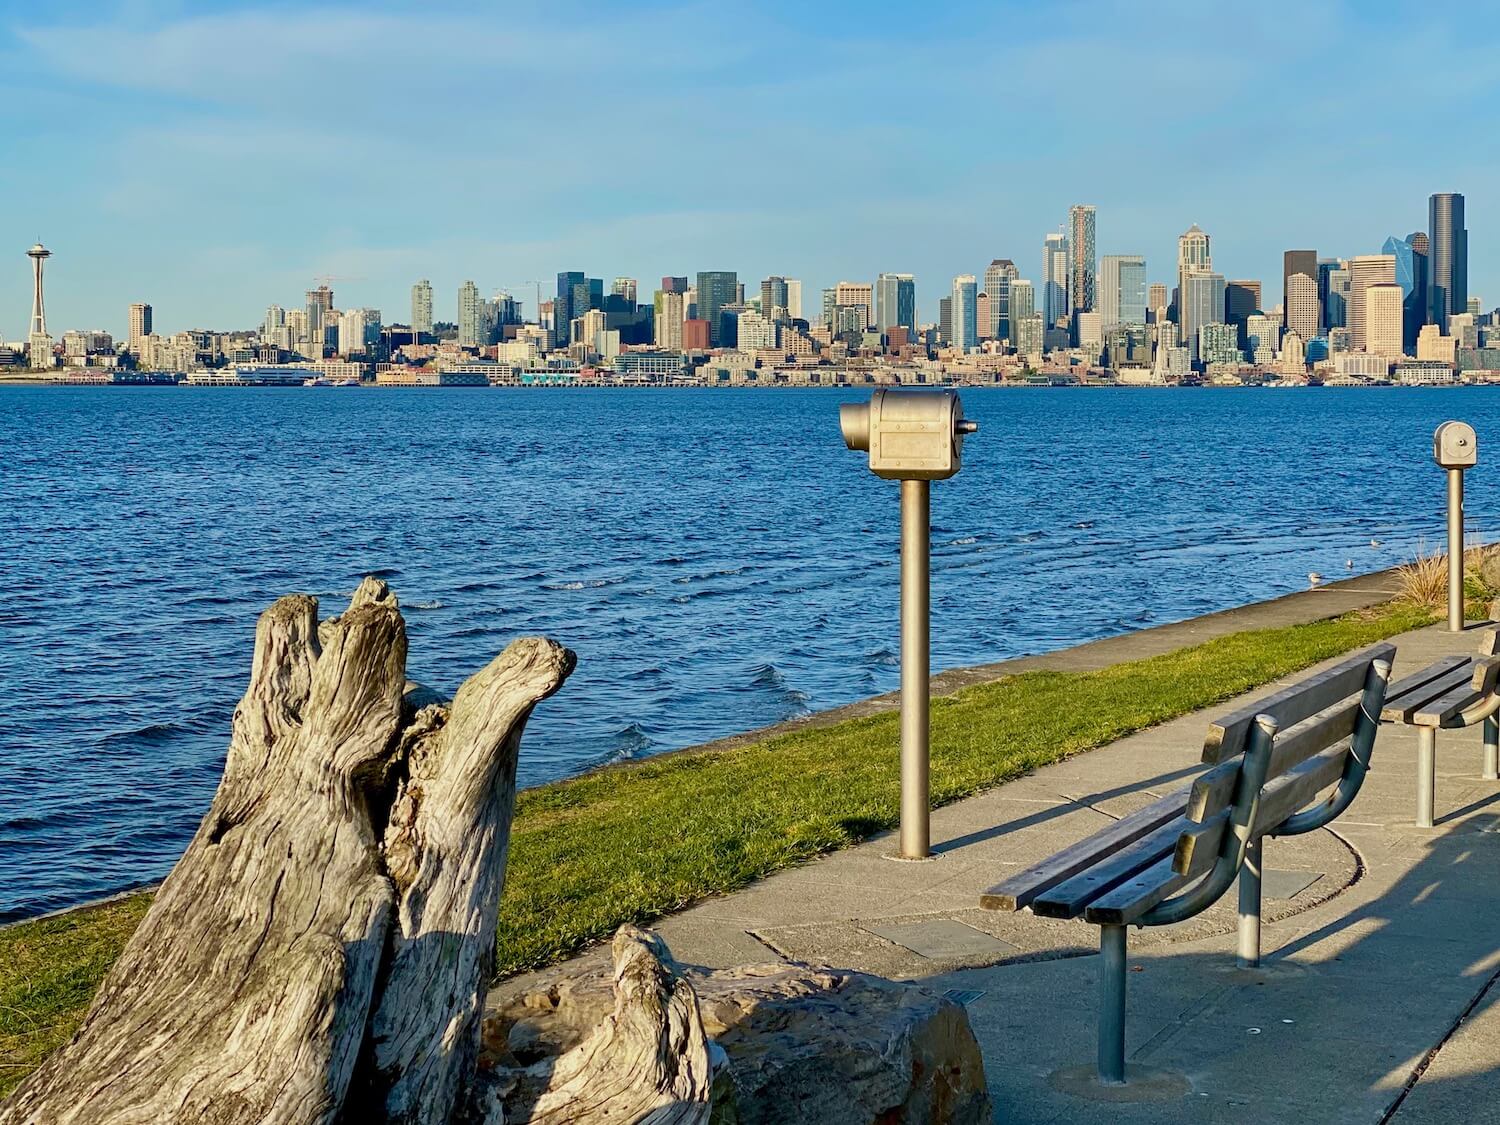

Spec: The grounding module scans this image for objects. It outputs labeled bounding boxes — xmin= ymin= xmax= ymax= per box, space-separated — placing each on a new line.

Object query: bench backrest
xmin=982 ymin=643 xmax=1395 ymax=926
xmin=1174 ymin=642 xmax=1395 ymax=878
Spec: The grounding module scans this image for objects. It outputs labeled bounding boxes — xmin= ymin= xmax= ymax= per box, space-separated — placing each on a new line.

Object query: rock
xmin=485 ymin=938 xmax=992 ymax=1124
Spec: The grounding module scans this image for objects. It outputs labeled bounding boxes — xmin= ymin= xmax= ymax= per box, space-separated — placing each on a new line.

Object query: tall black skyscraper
xmin=695 ymin=271 xmax=738 ymax=345
xmin=1428 ymin=193 xmax=1468 ymax=330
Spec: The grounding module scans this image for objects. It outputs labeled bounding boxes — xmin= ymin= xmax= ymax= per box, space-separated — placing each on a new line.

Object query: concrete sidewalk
xmin=505 ymin=617 xmax=1500 ymax=1123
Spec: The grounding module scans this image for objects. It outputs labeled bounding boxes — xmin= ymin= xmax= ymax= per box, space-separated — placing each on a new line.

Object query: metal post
xmin=1484 ymin=716 xmax=1499 ymax=782
xmin=1417 ymin=726 xmax=1437 ymax=829
xmin=1097 ymin=924 xmax=1128 ymax=1085
xmin=1449 ymin=467 xmax=1465 ymax=632
xmin=1237 ymin=837 xmax=1263 ymax=968
xmin=899 ymin=478 xmax=931 ymax=860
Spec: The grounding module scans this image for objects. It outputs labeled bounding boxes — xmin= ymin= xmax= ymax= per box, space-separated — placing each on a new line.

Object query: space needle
xmin=27 ymin=242 xmax=53 ymax=368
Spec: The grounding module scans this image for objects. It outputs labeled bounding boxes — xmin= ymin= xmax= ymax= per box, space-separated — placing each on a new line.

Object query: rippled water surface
xmin=4 ymin=385 xmax=1499 ymax=920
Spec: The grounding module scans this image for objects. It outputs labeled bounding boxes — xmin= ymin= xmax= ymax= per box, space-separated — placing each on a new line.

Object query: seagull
xmin=1346 ymin=560 xmax=1354 ymax=569
xmin=1308 ymin=571 xmax=1324 ymax=585
xmin=1370 ymin=539 xmax=1382 ymax=548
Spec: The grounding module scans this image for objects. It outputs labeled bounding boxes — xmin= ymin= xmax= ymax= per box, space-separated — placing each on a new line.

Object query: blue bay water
xmin=2 ymin=384 xmax=1497 ymax=921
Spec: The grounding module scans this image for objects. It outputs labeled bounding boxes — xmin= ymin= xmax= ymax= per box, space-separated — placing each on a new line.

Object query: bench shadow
xmin=931 ymin=763 xmax=1204 ymax=856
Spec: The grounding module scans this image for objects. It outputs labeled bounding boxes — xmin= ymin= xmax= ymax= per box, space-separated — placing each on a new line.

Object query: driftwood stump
xmin=0 ymin=579 xmax=574 ymax=1125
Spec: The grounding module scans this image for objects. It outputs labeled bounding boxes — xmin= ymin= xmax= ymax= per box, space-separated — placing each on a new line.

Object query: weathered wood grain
xmin=0 ymin=579 xmax=575 ymax=1125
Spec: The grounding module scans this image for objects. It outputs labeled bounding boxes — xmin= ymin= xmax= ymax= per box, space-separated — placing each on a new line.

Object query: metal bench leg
xmin=1098 ymin=924 xmax=1127 ymax=1085
xmin=1417 ymin=727 xmax=1437 ymax=828
xmin=1485 ymin=716 xmax=1498 ymax=781
xmin=1238 ymin=837 xmax=1262 ymax=968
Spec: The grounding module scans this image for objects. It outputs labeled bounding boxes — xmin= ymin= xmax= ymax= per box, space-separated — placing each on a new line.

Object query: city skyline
xmin=2 ymin=1 xmax=1497 ymax=336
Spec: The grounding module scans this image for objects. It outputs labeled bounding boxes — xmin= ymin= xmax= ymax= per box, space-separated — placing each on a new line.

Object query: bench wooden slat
xmin=1187 ymin=699 xmax=1362 ymax=822
xmin=1083 ymin=845 xmax=1213 ymax=925
xmin=978 ymin=787 xmax=1191 ymax=911
xmin=1030 ymin=816 xmax=1189 ymax=919
xmin=1171 ymin=810 xmax=1231 ymax=875
xmin=1382 ymin=656 xmax=1471 ymax=722
xmin=1255 ymin=743 xmax=1347 ymax=831
xmin=1413 ymin=681 xmax=1485 ymax=727
xmin=1202 ymin=644 xmax=1394 ymax=764
xmin=1472 ymin=655 xmax=1500 ymax=696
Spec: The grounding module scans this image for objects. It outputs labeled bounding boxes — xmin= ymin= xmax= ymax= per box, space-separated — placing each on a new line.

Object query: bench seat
xmin=980 ymin=643 xmax=1395 ymax=1088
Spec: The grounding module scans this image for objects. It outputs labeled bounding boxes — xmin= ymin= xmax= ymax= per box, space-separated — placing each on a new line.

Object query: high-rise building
xmin=1348 ymin=254 xmax=1397 ymax=351
xmin=556 ymin=271 xmax=585 ymax=341
xmin=1428 ymin=192 xmax=1468 ymax=330
xmin=1365 ymin=283 xmax=1405 ymax=357
xmin=1383 ymin=234 xmax=1430 ymax=350
xmin=1009 ymin=279 xmax=1036 ymax=329
xmin=983 ymin=259 xmax=1019 ymax=340
xmin=1282 ymin=250 xmax=1317 ymax=315
xmin=661 ymin=276 xmax=689 ymax=293
xmin=611 ymin=278 xmax=638 ymax=305
xmin=682 ymin=318 xmax=710 ymax=350
xmin=1321 ymin=261 xmax=1350 ymax=330
xmin=785 ymin=279 xmax=803 ymax=321
xmin=457 ymin=281 xmax=482 ymax=347
xmin=938 ymin=297 xmax=953 ymax=345
xmin=127 ymin=302 xmax=152 ymax=352
xmin=833 ymin=281 xmax=874 ymax=329
xmin=1043 ymin=232 xmax=1069 ymax=329
xmin=1015 ymin=312 xmax=1044 ymax=358
xmin=1098 ymin=255 xmax=1146 ymax=329
xmin=1067 ymin=206 xmax=1096 ymax=318
xmin=303 ymin=286 xmax=332 ymax=359
xmin=338 ymin=308 xmax=381 ymax=357
xmin=1147 ymin=283 xmax=1169 ymax=318
xmin=761 ymin=276 xmax=789 ymax=321
xmin=1245 ymin=314 xmax=1279 ymax=364
xmin=1224 ymin=281 xmax=1261 ymax=335
xmin=653 ymin=289 xmax=686 ymax=350
xmin=875 ymin=273 xmax=916 ymax=334
xmin=696 ymin=271 xmax=738 ymax=345
xmin=1181 ymin=270 xmax=1226 ymax=361
xmin=951 ymin=275 xmax=978 ymax=350
xmin=1199 ymin=322 xmax=1242 ymax=367
xmin=1176 ymin=225 xmax=1211 ymax=320
xmin=411 ymin=280 xmax=434 ymax=335
xmin=1284 ymin=273 xmax=1319 ymax=340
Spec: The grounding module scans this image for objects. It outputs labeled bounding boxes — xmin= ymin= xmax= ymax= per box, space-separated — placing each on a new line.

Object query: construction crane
xmin=507 ymin=281 xmax=547 ymax=322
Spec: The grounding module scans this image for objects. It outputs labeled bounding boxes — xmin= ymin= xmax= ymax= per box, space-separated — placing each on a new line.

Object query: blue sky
xmin=2 ymin=0 xmax=1496 ymax=338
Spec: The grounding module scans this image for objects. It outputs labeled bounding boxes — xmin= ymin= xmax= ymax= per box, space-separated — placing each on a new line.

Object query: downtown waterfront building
xmin=410 ymin=280 xmax=434 ymax=336
xmin=1384 ymin=233 xmax=1430 ymax=350
xmin=1043 ymin=232 xmax=1069 ymax=329
xmin=127 ymin=302 xmax=152 ymax=352
xmin=1365 ymin=283 xmax=1405 ymax=357
xmin=876 ymin=273 xmax=917 ymax=334
xmin=1348 ymin=254 xmax=1397 ymax=351
xmin=1176 ymin=225 xmax=1211 ymax=318
xmin=696 ymin=271 xmax=738 ymax=345
xmin=1068 ymin=205 xmax=1096 ymax=318
xmin=1181 ymin=270 xmax=1226 ymax=361
xmin=1428 ymin=192 xmax=1468 ymax=330
xmin=1098 ymin=255 xmax=1146 ymax=329
xmin=951 ymin=275 xmax=978 ymax=351
xmin=983 ymin=259 xmax=1019 ymax=340
xmin=457 ymin=281 xmax=482 ymax=347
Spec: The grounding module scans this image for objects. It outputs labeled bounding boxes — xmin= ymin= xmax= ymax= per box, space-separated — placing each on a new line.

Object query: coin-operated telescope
xmin=840 ymin=390 xmax=977 ymax=859
xmin=1434 ymin=421 xmax=1479 ymax=632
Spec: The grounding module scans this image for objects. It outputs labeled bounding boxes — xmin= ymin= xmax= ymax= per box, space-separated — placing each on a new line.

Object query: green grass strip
xmin=0 ymin=599 xmax=1436 ymax=1097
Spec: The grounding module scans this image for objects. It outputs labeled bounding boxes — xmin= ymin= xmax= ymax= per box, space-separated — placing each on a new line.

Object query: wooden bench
xmin=1380 ymin=627 xmax=1500 ymax=828
xmin=979 ymin=644 xmax=1395 ymax=1088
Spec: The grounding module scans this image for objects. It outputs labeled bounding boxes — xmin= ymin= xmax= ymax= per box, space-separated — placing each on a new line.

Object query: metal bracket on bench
xmin=1275 ymin=658 xmax=1393 ymax=836
xmin=1139 ymin=714 xmax=1277 ymax=927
